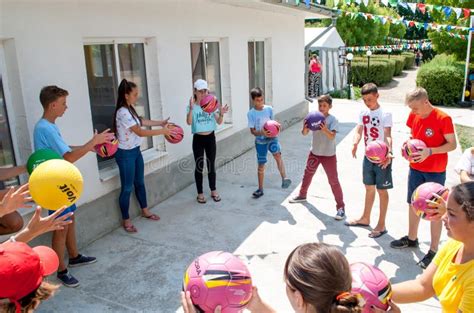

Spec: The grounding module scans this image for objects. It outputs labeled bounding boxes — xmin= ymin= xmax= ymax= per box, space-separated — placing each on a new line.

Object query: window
xmin=248 ymin=41 xmax=265 ymax=106
xmin=0 ymin=76 xmax=18 ymax=188
xmin=190 ymin=41 xmax=222 ymax=104
xmin=84 ymin=42 xmax=152 ymax=169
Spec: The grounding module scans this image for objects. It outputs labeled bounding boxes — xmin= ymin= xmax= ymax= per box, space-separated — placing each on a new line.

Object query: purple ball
xmin=305 ymin=111 xmax=326 ymax=131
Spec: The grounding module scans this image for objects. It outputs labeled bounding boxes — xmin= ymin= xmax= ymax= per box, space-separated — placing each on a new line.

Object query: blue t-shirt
xmin=188 ymin=104 xmax=218 ymax=134
xmin=247 ymin=105 xmax=273 ymax=143
xmin=33 ymin=118 xmax=71 ymax=157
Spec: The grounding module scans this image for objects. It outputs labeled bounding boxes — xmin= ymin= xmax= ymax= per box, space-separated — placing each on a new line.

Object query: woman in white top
xmin=113 ymin=79 xmax=171 ymax=233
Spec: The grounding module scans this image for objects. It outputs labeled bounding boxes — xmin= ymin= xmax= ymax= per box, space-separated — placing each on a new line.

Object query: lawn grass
xmin=456 ymin=124 xmax=474 ymax=150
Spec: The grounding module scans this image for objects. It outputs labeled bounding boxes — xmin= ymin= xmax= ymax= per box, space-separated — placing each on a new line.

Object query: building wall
xmin=0 ymin=0 xmax=308 ymax=246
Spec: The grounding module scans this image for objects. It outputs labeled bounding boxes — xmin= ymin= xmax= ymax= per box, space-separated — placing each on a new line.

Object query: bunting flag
xmin=386 ymin=37 xmax=431 ymax=44
xmin=326 ymin=0 xmax=473 ymax=19
xmin=338 ymin=10 xmax=474 ymax=34
xmin=345 ymin=42 xmax=433 ymax=53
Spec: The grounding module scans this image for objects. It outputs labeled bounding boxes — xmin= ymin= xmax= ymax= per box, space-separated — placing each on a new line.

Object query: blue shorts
xmin=407 ymin=168 xmax=446 ymax=203
xmin=255 ymin=138 xmax=281 ymax=165
xmin=48 ymin=204 xmax=77 ymax=220
xmin=362 ymin=157 xmax=393 ymax=189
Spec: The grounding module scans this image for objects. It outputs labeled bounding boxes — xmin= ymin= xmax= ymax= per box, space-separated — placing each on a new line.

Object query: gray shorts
xmin=362 ymin=157 xmax=393 ymax=189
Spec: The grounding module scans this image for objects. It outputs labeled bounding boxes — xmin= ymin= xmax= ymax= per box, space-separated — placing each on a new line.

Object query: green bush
xmin=329 ymin=89 xmax=349 ymax=99
xmin=401 ymin=52 xmax=415 ymax=69
xmin=390 ymin=56 xmax=405 ymax=76
xmin=417 ymin=54 xmax=465 ymax=106
xmin=351 ymin=60 xmax=395 ymax=87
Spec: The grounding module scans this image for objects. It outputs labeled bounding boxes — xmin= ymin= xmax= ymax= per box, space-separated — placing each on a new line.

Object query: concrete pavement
xmin=38 ymin=66 xmax=473 ymax=312
xmin=36 ymin=93 xmax=473 ymax=312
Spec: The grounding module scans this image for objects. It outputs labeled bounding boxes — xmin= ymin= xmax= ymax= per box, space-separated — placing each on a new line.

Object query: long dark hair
xmin=112 ymin=79 xmax=141 ymax=134
xmin=284 ymin=243 xmax=361 ymax=313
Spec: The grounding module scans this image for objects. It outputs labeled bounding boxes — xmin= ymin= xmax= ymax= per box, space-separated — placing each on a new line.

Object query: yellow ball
xmin=29 ymin=159 xmax=83 ymax=210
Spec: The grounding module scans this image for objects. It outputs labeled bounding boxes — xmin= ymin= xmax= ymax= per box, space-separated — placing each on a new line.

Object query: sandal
xmin=123 ymin=224 xmax=137 ymax=233
xmin=211 ymin=194 xmax=221 ymax=202
xmin=197 ymin=195 xmax=207 ymax=204
xmin=369 ymin=229 xmax=388 ymax=238
xmin=142 ymin=213 xmax=160 ymax=221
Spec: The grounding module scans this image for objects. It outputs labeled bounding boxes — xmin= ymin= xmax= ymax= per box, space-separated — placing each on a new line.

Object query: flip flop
xmin=369 ymin=229 xmax=388 ymax=238
xmin=344 ymin=221 xmax=370 ymax=227
xmin=123 ymin=224 xmax=137 ymax=233
xmin=197 ymin=196 xmax=207 ymax=204
xmin=142 ymin=213 xmax=160 ymax=221
xmin=211 ymin=194 xmax=221 ymax=202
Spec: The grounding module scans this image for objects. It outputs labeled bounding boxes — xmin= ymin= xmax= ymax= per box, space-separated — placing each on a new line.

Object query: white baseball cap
xmin=193 ymin=79 xmax=208 ymax=91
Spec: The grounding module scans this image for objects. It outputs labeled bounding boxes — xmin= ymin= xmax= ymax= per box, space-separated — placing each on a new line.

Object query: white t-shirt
xmin=358 ymin=107 xmax=392 ymax=145
xmin=455 ymin=148 xmax=474 ymax=180
xmin=116 ymin=107 xmax=142 ymax=150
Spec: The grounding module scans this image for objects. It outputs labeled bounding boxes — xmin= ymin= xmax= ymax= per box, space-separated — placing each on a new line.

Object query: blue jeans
xmin=115 ymin=147 xmax=147 ymax=220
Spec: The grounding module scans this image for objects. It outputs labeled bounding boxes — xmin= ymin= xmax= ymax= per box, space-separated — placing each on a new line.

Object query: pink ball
xmin=183 ymin=251 xmax=253 ymax=313
xmin=411 ymin=182 xmax=449 ymax=219
xmin=165 ymin=124 xmax=184 ymax=144
xmin=95 ymin=137 xmax=118 ymax=158
xmin=200 ymin=95 xmax=219 ymax=113
xmin=350 ymin=262 xmax=392 ymax=313
xmin=263 ymin=120 xmax=281 ymax=138
xmin=401 ymin=139 xmax=427 ymax=162
xmin=365 ymin=140 xmax=389 ymax=164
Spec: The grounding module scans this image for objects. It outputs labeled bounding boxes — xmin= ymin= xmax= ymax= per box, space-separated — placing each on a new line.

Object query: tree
xmin=318 ymin=0 xmax=405 ymax=46
xmin=425 ymin=0 xmax=474 ymax=60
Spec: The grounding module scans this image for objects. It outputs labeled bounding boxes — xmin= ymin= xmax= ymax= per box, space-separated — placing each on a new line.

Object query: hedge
xmin=401 ymin=52 xmax=415 ymax=69
xmin=416 ymin=54 xmax=465 ymax=106
xmin=351 ymin=60 xmax=395 ymax=87
xmin=371 ymin=57 xmax=404 ymax=76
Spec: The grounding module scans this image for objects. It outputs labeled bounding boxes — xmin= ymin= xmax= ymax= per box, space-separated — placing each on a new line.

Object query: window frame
xmin=0 ymin=43 xmax=20 ymax=186
xmin=248 ymin=39 xmax=267 ymax=107
xmin=83 ymin=38 xmax=157 ymax=170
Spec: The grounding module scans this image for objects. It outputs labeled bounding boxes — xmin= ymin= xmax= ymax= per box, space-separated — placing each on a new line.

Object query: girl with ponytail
xmin=247 ymin=243 xmax=362 ymax=313
xmin=113 ymin=79 xmax=171 ymax=233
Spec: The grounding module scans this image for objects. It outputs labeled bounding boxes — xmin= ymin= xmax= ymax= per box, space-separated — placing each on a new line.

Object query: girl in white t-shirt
xmin=455 ymin=147 xmax=474 ymax=183
xmin=113 ymin=79 xmax=171 ymax=233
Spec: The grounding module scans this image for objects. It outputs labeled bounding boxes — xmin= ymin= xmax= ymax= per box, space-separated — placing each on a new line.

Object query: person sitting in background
xmin=455 ymin=147 xmax=474 ymax=183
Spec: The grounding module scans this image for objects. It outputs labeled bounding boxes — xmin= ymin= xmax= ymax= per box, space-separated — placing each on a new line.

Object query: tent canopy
xmin=305 ymin=27 xmax=345 ymax=50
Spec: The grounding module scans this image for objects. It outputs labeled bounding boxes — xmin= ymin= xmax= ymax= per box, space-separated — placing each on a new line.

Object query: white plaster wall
xmin=0 ymin=0 xmax=305 ymax=204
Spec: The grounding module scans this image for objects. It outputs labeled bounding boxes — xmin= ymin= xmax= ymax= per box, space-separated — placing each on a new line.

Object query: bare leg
xmin=408 ymin=204 xmax=420 ymax=241
xmin=373 ymin=189 xmax=388 ymax=232
xmin=66 ymin=216 xmax=79 ymax=259
xmin=0 ymin=212 xmax=24 ymax=235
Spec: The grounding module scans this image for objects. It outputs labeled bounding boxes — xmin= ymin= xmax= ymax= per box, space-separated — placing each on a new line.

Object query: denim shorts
xmin=362 ymin=157 xmax=393 ymax=189
xmin=407 ymin=168 xmax=446 ymax=203
xmin=255 ymin=138 xmax=281 ymax=164
xmin=48 ymin=204 xmax=77 ymax=221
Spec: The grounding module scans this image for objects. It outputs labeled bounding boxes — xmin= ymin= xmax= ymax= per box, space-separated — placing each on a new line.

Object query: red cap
xmin=0 ymin=242 xmax=58 ymax=312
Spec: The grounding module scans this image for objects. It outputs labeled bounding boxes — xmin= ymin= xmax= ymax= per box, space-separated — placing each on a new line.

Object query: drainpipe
xmin=305 ymin=17 xmax=337 ymax=102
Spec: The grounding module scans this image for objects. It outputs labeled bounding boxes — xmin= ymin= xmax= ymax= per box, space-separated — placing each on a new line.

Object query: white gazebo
xmin=305 ymin=26 xmax=346 ymax=96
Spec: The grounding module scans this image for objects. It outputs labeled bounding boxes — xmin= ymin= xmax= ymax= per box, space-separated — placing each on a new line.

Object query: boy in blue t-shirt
xmin=247 ymin=87 xmax=291 ymax=198
xmin=33 ymin=85 xmax=112 ymax=287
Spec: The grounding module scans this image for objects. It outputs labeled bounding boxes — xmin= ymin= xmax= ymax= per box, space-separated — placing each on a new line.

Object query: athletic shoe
xmin=252 ymin=189 xmax=264 ymax=198
xmin=335 ymin=208 xmax=346 ymax=220
xmin=281 ymin=178 xmax=292 ymax=189
xmin=289 ymin=195 xmax=307 ymax=203
xmin=417 ymin=250 xmax=436 ymax=269
xmin=390 ymin=236 xmax=419 ymax=249
xmin=68 ymin=254 xmax=97 ymax=268
xmin=57 ymin=270 xmax=80 ymax=288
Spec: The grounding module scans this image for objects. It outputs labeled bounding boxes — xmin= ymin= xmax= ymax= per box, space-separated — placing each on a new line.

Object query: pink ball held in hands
xmin=263 ymin=120 xmax=281 ymax=138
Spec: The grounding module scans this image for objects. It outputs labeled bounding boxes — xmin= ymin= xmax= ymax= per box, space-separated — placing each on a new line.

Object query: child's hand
xmin=424 ymin=192 xmax=447 ymax=222
xmin=379 ymin=154 xmax=393 ymax=169
xmin=370 ymin=299 xmax=401 ymax=313
xmin=351 ymin=144 xmax=358 ymax=158
xmin=181 ymin=291 xmax=221 ymax=313
xmin=320 ymin=122 xmax=329 ymax=133
xmin=160 ymin=117 xmax=170 ymax=127
xmin=92 ymin=129 xmax=115 ymax=146
xmin=263 ymin=129 xmax=272 ymax=137
xmin=411 ymin=148 xmax=431 ymax=163
xmin=0 ymin=184 xmax=34 ymax=217
xmin=220 ymin=104 xmax=230 ymax=115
